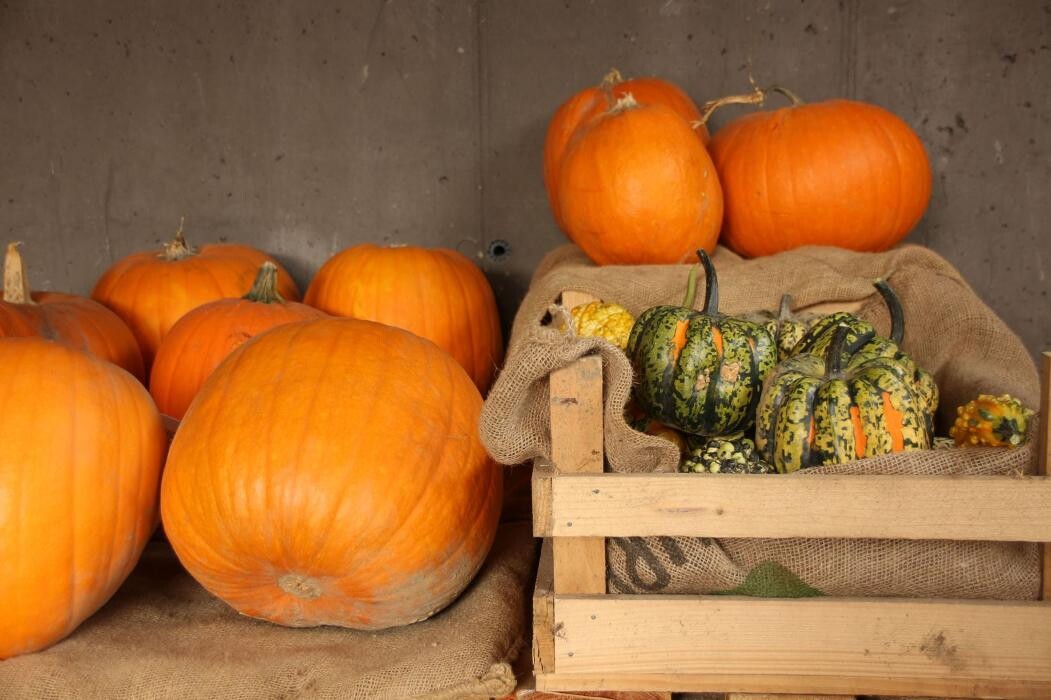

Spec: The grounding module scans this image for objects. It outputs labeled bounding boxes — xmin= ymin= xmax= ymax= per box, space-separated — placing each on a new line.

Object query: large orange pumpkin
xmin=557 ymin=96 xmax=724 ymax=265
xmin=1 ymin=242 xmax=144 ymax=380
xmin=543 ymin=69 xmax=710 ymax=228
xmin=705 ymin=86 xmax=932 ymax=257
xmin=150 ymin=262 xmax=327 ymax=420
xmin=0 ymin=337 xmax=166 ymax=658
xmin=304 ymin=244 xmax=503 ymax=393
xmin=91 ymin=223 xmax=300 ymax=368
xmin=160 ymin=318 xmax=502 ymax=629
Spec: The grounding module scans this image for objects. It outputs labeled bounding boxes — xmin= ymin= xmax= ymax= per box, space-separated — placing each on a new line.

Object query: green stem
xmin=697 ymin=248 xmax=719 ymax=315
xmin=824 ymin=324 xmax=850 ymax=378
xmin=873 ymin=279 xmax=904 ymax=345
xmin=778 ymin=294 xmax=794 ymax=321
xmin=243 ymin=262 xmax=285 ymax=303
xmin=681 ymin=262 xmax=699 ymax=309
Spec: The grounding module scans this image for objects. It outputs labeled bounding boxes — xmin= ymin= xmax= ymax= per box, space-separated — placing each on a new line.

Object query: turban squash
xmin=160 ymin=318 xmax=502 ymax=629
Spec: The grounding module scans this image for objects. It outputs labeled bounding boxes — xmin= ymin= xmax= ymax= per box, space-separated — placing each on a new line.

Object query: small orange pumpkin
xmin=150 ymin=262 xmax=327 ymax=420
xmin=705 ymin=86 xmax=932 ymax=257
xmin=557 ymin=96 xmax=723 ymax=265
xmin=304 ymin=244 xmax=503 ymax=393
xmin=0 ymin=337 xmax=166 ymax=658
xmin=160 ymin=318 xmax=502 ymax=629
xmin=543 ymin=69 xmax=709 ymax=228
xmin=0 ymin=242 xmax=144 ymax=380
xmin=91 ymin=222 xmax=300 ymax=369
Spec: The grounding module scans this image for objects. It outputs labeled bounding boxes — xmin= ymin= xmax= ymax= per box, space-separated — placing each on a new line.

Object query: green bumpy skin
xmin=743 ymin=295 xmax=825 ymax=362
xmin=756 ymin=326 xmax=934 ymax=474
xmin=627 ymin=305 xmax=776 ymax=437
xmin=681 ymin=431 xmax=775 ymax=474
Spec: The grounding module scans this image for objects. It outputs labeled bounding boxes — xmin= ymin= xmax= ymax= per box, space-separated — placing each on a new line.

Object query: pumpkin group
xmin=1 ymin=242 xmax=144 ymax=380
xmin=160 ymin=318 xmax=502 ymax=629
xmin=0 ymin=338 xmax=166 ymax=658
xmin=150 ymin=262 xmax=327 ymax=420
xmin=92 ymin=223 xmax=300 ymax=368
xmin=304 ymin=244 xmax=503 ymax=393
xmin=706 ymin=86 xmax=932 ymax=257
xmin=626 ymin=249 xmax=776 ymax=436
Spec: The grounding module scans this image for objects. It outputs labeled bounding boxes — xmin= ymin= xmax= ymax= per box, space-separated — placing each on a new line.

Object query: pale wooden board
xmin=726 ymin=695 xmax=850 ymax=700
xmin=549 ymin=354 xmax=605 ymax=595
xmin=551 ymin=595 xmax=1051 ymax=683
xmin=532 ymin=539 xmax=555 ymax=677
xmin=535 ymin=671 xmax=1051 ymax=699
xmin=560 ymin=290 xmax=599 ymax=311
xmin=1041 ymin=352 xmax=1051 ymax=600
xmin=535 ymin=472 xmax=1051 ymax=542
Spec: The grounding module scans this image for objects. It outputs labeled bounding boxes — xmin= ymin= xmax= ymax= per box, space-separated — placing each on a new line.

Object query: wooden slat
xmin=536 ymin=472 xmax=1051 ymax=542
xmin=550 ymin=354 xmax=605 ymax=594
xmin=532 ymin=539 xmax=555 ymax=677
xmin=726 ymin=695 xmax=850 ymax=700
xmin=1040 ymin=351 xmax=1051 ymax=600
xmin=560 ymin=290 xmax=598 ymax=311
xmin=534 ymin=671 xmax=1051 ymax=699
xmin=550 ymin=595 xmax=1051 ymax=685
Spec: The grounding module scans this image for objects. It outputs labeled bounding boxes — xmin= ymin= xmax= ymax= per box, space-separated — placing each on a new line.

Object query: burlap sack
xmin=480 ymin=244 xmax=1041 ymax=599
xmin=0 ymin=522 xmax=536 ymax=700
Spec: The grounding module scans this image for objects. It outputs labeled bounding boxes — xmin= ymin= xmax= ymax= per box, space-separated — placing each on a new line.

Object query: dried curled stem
xmin=694 ymin=85 xmax=805 ymax=128
xmin=161 ymin=216 xmax=196 ymax=261
xmin=3 ymin=241 xmax=33 ymax=304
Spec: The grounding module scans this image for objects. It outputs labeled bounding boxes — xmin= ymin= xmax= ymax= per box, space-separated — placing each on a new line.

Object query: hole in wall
xmin=486 ymin=239 xmax=512 ymax=262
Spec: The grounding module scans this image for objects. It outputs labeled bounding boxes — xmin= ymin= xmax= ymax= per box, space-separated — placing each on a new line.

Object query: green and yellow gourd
xmin=743 ymin=294 xmax=825 ymax=361
xmin=626 ymin=249 xmax=777 ymax=436
xmin=791 ymin=279 xmax=938 ymax=421
xmin=756 ymin=324 xmax=934 ymax=473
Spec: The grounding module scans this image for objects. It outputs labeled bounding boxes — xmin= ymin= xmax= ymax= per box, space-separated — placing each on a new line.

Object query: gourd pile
xmin=0 ymin=230 xmax=504 ymax=658
xmin=551 ymin=69 xmax=1033 ymax=473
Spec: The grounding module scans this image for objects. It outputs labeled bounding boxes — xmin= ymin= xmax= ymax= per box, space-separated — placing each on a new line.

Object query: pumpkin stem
xmin=243 ymin=262 xmax=285 ymax=304
xmin=824 ymin=324 xmax=851 ymax=378
xmin=3 ymin=241 xmax=33 ymax=304
xmin=697 ymin=248 xmax=719 ymax=314
xmin=160 ymin=217 xmax=196 ymax=261
xmin=607 ymin=93 xmax=638 ymax=115
xmin=695 ymin=84 xmax=806 ymax=128
xmin=681 ymin=262 xmax=699 ymax=309
xmin=599 ymin=68 xmax=624 ymax=89
xmin=873 ymin=278 xmax=905 ymax=345
xmin=778 ymin=294 xmax=794 ymax=321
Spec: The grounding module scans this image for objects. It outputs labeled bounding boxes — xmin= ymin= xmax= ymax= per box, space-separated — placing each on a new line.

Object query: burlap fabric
xmin=480 ymin=244 xmax=1041 ymax=599
xmin=0 ymin=522 xmax=535 ymax=700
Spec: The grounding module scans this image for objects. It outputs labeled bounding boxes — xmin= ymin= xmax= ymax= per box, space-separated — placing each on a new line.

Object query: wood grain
xmin=532 ymin=539 xmax=555 ymax=677
xmin=535 ymin=472 xmax=1051 ymax=542
xmin=549 ymin=354 xmax=605 ymax=594
xmin=551 ymin=594 xmax=1051 ymax=682
xmin=1040 ymin=352 xmax=1051 ymax=600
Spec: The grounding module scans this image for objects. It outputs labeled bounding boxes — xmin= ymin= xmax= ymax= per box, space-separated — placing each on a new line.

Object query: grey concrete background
xmin=2 ymin=0 xmax=1049 ymax=356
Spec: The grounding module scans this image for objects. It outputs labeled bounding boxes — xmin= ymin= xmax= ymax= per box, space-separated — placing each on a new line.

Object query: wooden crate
xmin=531 ymin=292 xmax=1051 ymax=700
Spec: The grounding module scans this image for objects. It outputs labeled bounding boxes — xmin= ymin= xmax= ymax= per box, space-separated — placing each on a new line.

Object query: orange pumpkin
xmin=91 ymin=222 xmax=300 ymax=369
xmin=543 ymin=69 xmax=710 ymax=228
xmin=0 ymin=337 xmax=166 ymax=658
xmin=557 ymin=96 xmax=724 ymax=265
xmin=304 ymin=244 xmax=503 ymax=393
xmin=705 ymin=86 xmax=932 ymax=257
xmin=160 ymin=318 xmax=502 ymax=629
xmin=0 ymin=242 xmax=145 ymax=380
xmin=150 ymin=262 xmax=327 ymax=420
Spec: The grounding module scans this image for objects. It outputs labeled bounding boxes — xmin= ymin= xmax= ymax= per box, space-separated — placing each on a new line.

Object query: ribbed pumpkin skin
xmin=160 ymin=318 xmax=502 ymax=629
xmin=150 ymin=296 xmax=326 ymax=420
xmin=304 ymin=244 xmax=503 ymax=393
xmin=0 ymin=292 xmax=145 ymax=381
xmin=0 ymin=338 xmax=165 ymax=658
xmin=756 ymin=330 xmax=933 ymax=473
xmin=92 ymin=238 xmax=300 ymax=368
xmin=710 ymin=99 xmax=932 ymax=257
xmin=543 ymin=74 xmax=709 ymax=227
xmin=558 ymin=102 xmax=723 ymax=265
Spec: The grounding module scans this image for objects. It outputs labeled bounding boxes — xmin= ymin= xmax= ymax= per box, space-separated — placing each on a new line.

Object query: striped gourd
xmin=743 ymin=294 xmax=826 ymax=361
xmin=626 ymin=249 xmax=777 ymax=436
xmin=756 ymin=324 xmax=934 ymax=473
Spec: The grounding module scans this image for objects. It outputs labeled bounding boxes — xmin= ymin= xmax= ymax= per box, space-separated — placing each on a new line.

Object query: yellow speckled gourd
xmin=570 ymin=301 xmax=635 ymax=350
xmin=949 ymin=394 xmax=1033 ymax=447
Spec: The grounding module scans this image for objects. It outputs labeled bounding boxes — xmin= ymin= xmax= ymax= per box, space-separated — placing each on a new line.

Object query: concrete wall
xmin=2 ymin=0 xmax=1049 ymax=356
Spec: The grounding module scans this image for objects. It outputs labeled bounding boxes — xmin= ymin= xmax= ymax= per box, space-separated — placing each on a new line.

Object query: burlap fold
xmin=480 ymin=243 xmax=1041 ymax=599
xmin=0 ymin=522 xmax=536 ymax=700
